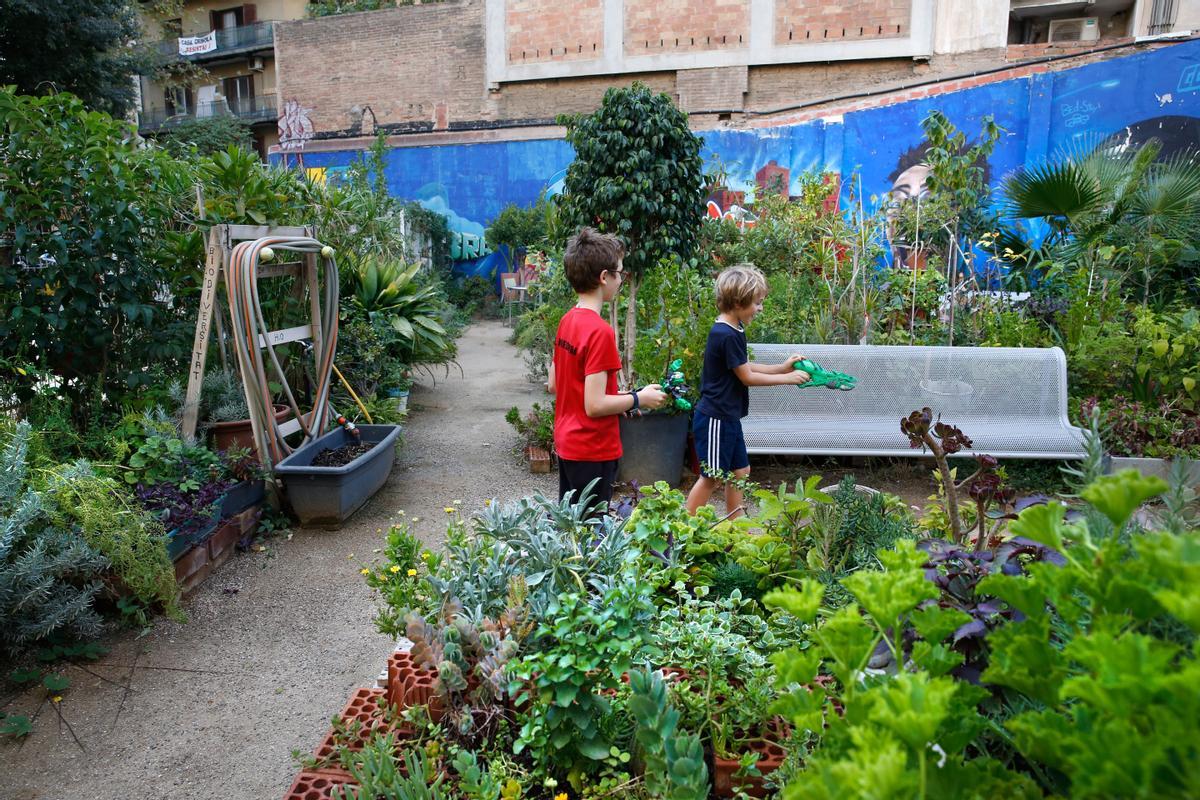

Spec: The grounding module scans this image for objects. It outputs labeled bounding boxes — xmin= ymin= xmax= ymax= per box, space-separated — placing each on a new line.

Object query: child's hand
xmin=785 ymin=353 xmax=806 ymax=369
xmin=787 ymin=369 xmax=811 ymax=385
xmin=638 ymin=384 xmax=670 ymax=410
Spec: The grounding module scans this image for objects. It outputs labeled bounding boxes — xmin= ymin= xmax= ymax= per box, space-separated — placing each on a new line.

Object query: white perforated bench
xmin=743 ymin=343 xmax=1086 ymax=460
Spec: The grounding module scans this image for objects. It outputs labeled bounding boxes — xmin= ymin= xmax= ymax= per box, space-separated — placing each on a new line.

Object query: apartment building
xmin=136 ymin=0 xmax=309 ymax=155
xmin=265 ymin=0 xmax=1200 ymax=149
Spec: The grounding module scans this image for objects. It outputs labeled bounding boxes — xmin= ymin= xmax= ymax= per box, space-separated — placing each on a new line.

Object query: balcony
xmin=139 ymin=94 xmax=278 ymax=131
xmin=155 ymin=21 xmax=274 ymax=61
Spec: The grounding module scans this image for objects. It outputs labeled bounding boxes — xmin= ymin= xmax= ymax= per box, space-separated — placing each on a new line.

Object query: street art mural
xmin=280 ymin=39 xmax=1200 ymax=282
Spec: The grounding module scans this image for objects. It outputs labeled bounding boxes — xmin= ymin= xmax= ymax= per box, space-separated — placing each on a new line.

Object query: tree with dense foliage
xmin=0 ymin=89 xmax=192 ymax=424
xmin=557 ymin=82 xmax=706 ymax=386
xmin=0 ymin=0 xmax=143 ymax=116
xmin=158 ymin=115 xmax=255 ymax=157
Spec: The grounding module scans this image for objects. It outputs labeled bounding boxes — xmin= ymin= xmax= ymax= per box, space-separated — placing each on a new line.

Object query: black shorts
xmin=558 ymin=457 xmax=619 ymax=511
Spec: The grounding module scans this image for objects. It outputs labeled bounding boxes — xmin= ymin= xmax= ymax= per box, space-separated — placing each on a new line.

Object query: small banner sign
xmin=178 ymin=30 xmax=217 ymax=56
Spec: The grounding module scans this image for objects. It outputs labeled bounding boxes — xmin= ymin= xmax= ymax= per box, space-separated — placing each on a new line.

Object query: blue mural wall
xmin=284 ymin=39 xmax=1200 ymax=280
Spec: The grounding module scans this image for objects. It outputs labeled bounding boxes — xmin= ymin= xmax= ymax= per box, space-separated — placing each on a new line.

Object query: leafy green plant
xmin=0 ymin=423 xmax=109 ymax=655
xmin=485 ymin=195 xmax=551 ymax=271
xmin=1003 ymin=139 xmax=1200 ymax=307
xmin=125 ymin=433 xmax=223 ymax=491
xmin=170 ymin=370 xmax=250 ymax=427
xmin=0 ymin=89 xmax=193 ymax=424
xmin=346 ymin=254 xmax=457 ymax=368
xmin=505 ymin=402 xmax=555 ymax=453
xmin=558 ymin=82 xmax=705 ymax=386
xmin=628 ymin=669 xmax=709 ymax=800
xmin=764 ymin=470 xmax=1193 ymax=799
xmin=510 ymin=580 xmax=654 ymax=779
xmin=157 ymin=115 xmax=253 ymax=157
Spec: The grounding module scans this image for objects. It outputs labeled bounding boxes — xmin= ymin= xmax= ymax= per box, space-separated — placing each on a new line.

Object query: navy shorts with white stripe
xmin=692 ymin=410 xmax=750 ymax=475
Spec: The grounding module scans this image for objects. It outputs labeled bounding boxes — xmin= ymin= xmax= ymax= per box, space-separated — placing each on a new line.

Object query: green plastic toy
xmin=793 ymin=358 xmax=857 ymax=390
xmin=663 ymin=359 xmax=694 ymax=411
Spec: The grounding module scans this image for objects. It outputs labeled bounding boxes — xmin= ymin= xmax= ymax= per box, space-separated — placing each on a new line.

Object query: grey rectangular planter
xmin=1107 ymin=455 xmax=1200 ymax=484
xmin=274 ymin=424 xmax=401 ymax=529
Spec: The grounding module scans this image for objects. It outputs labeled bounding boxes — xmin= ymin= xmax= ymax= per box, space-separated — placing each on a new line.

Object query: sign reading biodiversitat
xmin=178 ymin=31 xmax=216 ymax=56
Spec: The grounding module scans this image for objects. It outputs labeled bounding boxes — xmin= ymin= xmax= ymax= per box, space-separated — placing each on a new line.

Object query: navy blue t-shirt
xmin=695 ymin=321 xmax=749 ymax=421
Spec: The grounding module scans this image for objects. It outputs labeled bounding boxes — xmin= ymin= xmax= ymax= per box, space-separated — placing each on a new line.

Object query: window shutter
xmin=210 ymin=10 xmax=220 ymax=30
xmin=243 ymin=4 xmax=257 ymax=24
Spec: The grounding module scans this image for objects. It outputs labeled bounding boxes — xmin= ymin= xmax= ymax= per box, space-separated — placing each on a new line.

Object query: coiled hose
xmin=224 ymin=236 xmax=338 ymax=466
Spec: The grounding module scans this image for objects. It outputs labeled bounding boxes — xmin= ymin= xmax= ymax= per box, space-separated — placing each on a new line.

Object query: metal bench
xmin=743 ymin=343 xmax=1086 ymax=459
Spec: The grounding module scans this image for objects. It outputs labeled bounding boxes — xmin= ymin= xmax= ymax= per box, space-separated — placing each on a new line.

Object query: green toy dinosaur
xmin=793 ymin=358 xmax=857 ymax=390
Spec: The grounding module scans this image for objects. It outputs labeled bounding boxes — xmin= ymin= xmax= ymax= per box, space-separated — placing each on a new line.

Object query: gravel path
xmin=0 ymin=319 xmax=555 ymax=800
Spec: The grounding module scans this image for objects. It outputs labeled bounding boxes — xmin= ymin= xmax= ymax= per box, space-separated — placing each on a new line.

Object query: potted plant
xmin=173 ymin=371 xmax=290 ymax=453
xmin=505 ymin=402 xmax=555 ymax=473
xmin=379 ymin=364 xmax=413 ymax=416
xmin=273 ymin=423 xmax=402 ymax=529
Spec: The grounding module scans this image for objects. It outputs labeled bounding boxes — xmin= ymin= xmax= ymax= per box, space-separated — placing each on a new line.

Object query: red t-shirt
xmin=553 ymin=307 xmax=623 ymax=461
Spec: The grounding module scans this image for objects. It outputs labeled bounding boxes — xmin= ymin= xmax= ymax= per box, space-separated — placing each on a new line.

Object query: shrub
xmin=0 ymin=423 xmax=109 ymax=654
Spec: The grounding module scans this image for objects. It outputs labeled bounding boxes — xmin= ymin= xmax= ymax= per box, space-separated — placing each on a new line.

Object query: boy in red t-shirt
xmin=546 ymin=228 xmax=668 ymax=509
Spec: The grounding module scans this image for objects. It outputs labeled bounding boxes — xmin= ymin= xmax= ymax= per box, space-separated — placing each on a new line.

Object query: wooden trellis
xmin=181 ymin=223 xmax=323 ymax=463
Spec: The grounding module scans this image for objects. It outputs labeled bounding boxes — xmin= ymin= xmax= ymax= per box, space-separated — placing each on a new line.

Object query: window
xmin=223 ymin=76 xmax=254 ymax=113
xmin=211 ymin=6 xmax=243 ymax=30
xmin=164 ymin=86 xmax=193 ymax=116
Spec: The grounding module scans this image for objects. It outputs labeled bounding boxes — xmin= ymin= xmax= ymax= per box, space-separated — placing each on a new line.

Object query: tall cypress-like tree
xmin=0 ymin=0 xmax=143 ymax=116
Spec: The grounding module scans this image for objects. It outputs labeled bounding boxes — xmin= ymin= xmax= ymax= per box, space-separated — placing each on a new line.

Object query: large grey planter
xmin=1107 ymin=455 xmax=1200 ymax=484
xmin=274 ymin=424 xmax=401 ymax=529
xmin=618 ymin=412 xmax=691 ymax=487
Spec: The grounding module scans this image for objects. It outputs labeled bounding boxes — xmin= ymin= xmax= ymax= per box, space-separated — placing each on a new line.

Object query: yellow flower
xmin=51 ymin=695 xmax=62 ymax=703
xmin=406 ymin=568 xmax=417 ymax=577
xmin=360 ymin=568 xmax=370 ymax=575
xmin=554 ymin=794 xmax=568 ymax=800
xmin=421 ymin=552 xmax=431 ymax=560
xmin=444 ymin=507 xmax=456 ymax=514
xmin=380 ymin=574 xmax=388 ymax=581
xmin=389 ymin=565 xmax=401 ymax=573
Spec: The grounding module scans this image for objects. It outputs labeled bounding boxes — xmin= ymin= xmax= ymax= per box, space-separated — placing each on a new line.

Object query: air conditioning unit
xmin=1048 ymin=16 xmax=1100 ymax=42
xmin=248 ymin=56 xmax=265 ymax=71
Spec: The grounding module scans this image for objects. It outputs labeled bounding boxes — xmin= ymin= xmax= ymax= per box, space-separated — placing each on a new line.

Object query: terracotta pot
xmin=312 ymin=687 xmax=415 ymax=763
xmin=712 ymin=718 xmax=789 ymax=798
xmin=526 ymin=445 xmax=552 ymax=474
xmin=208 ymin=404 xmax=291 ymax=453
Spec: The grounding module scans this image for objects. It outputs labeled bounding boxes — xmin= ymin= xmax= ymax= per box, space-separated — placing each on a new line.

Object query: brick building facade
xmin=271 ymin=0 xmax=1196 ymax=152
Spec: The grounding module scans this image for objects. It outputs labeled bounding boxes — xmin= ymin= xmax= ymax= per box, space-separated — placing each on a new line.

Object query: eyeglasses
xmin=606 ymin=269 xmax=625 ymax=281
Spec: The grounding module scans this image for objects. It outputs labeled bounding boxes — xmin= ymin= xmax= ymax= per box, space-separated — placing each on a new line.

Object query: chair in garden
xmin=742 ymin=343 xmax=1087 ymax=459
xmin=501 ymin=273 xmax=528 ymax=326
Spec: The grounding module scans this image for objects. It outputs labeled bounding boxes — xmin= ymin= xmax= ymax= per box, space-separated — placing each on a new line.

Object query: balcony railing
xmin=156 ymin=21 xmax=274 ymax=60
xmin=139 ymin=93 xmax=278 ymax=130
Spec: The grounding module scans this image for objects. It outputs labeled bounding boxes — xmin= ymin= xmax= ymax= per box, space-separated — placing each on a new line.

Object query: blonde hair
xmin=715 ymin=263 xmax=767 ymax=312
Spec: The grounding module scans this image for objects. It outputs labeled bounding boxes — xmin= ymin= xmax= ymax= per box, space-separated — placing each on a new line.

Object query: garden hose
xmin=223 ymin=236 xmax=339 ymax=466
xmin=331 ymin=363 xmax=373 ymax=424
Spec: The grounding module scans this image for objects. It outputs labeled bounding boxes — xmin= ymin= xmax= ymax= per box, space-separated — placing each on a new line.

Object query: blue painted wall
xmin=284 ymin=40 xmax=1200 ymax=279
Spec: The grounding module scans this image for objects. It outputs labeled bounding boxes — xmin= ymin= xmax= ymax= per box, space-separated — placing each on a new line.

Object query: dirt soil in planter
xmin=311 ymin=441 xmax=377 ymax=467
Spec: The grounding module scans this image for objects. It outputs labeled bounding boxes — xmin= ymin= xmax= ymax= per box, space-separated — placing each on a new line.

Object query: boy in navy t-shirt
xmin=685 ymin=264 xmax=810 ymax=517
